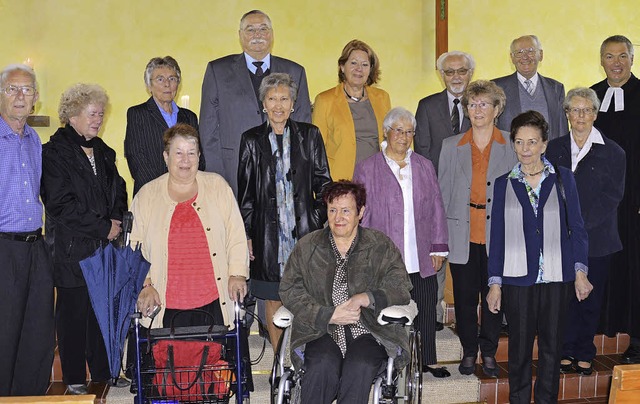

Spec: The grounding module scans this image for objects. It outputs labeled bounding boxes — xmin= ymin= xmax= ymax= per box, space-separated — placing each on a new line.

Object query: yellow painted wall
xmin=0 ymin=0 xmax=637 ymax=200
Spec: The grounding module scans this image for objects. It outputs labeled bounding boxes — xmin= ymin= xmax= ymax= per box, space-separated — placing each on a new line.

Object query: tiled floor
xmin=477 ymin=352 xmax=629 ymax=403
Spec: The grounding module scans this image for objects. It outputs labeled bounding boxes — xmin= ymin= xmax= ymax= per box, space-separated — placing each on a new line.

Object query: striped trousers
xmin=409 ymin=272 xmax=438 ymax=365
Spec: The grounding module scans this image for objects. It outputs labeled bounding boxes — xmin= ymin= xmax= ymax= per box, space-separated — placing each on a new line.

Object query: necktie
xmin=524 ymin=79 xmax=534 ymax=95
xmin=252 ymin=61 xmax=264 ymax=76
xmin=451 ymin=98 xmax=460 ymax=135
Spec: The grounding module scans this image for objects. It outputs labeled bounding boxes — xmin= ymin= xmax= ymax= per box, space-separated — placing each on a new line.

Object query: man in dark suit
xmin=591 ymin=35 xmax=640 ymax=364
xmin=199 ymin=9 xmax=311 ymax=194
xmin=414 ymin=51 xmax=474 ymax=332
xmin=493 ymin=35 xmax=568 ymax=139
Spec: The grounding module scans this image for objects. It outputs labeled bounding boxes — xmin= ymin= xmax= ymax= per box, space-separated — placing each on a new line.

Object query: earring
xmin=290 ymin=108 xmax=295 ymax=113
xmin=262 ymin=108 xmax=267 ymax=113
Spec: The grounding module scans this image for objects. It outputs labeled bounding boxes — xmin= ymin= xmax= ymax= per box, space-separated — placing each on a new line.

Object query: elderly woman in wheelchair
xmin=277 ymin=181 xmax=421 ymax=404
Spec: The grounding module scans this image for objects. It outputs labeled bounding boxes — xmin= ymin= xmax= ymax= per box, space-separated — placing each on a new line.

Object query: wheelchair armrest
xmin=273 ymin=306 xmax=294 ymax=328
xmin=377 ymin=300 xmax=418 ymax=326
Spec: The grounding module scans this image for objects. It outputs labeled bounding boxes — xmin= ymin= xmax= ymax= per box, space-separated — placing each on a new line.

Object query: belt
xmin=469 ymin=202 xmax=486 ymax=209
xmin=0 ymin=230 xmax=42 ymax=243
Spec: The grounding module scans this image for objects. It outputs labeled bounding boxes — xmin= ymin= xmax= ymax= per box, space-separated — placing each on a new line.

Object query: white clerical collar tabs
xmin=600 ymin=87 xmax=624 ymax=112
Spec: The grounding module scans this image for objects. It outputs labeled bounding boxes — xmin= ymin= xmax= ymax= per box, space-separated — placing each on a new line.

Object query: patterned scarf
xmin=329 ymin=232 xmax=369 ymax=357
xmin=268 ymin=126 xmax=297 ymax=277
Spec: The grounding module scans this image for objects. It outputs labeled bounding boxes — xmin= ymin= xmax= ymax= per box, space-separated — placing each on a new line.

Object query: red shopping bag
xmin=152 ymin=339 xmax=232 ymax=401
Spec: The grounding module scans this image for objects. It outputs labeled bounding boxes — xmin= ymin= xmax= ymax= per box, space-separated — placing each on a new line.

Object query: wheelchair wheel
xmin=271 ymin=327 xmax=299 ymax=404
xmin=404 ymin=329 xmax=423 ymax=404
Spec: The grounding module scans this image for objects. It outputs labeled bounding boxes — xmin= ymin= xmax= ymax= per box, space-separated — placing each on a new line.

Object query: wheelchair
xmin=270 ymin=302 xmax=423 ymax=404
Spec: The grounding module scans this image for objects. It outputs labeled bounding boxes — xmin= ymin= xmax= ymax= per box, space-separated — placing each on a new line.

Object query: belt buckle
xmin=24 ymin=234 xmax=38 ymax=242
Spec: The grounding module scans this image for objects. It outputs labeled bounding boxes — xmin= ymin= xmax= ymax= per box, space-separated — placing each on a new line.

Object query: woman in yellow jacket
xmin=313 ymin=39 xmax=391 ymax=180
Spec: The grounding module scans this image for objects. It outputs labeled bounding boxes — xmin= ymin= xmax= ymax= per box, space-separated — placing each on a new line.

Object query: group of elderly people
xmin=1 ymin=9 xmax=632 ymax=404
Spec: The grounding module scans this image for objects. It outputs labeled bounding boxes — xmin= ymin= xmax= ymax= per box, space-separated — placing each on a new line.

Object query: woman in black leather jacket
xmin=237 ymin=73 xmax=331 ymax=350
xmin=41 ymin=83 xmax=127 ymax=394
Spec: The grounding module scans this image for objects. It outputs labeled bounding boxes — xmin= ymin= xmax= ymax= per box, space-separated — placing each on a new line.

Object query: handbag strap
xmin=168 ymin=309 xmax=216 ymax=338
xmin=167 ymin=344 xmax=210 ymax=391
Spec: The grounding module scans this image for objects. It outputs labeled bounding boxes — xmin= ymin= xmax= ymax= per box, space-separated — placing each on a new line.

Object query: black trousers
xmin=449 ymin=243 xmax=501 ymax=359
xmin=503 ymin=282 xmax=572 ymax=404
xmin=0 ymin=237 xmax=55 ymax=396
xmin=563 ymin=255 xmax=611 ymax=362
xmin=301 ymin=333 xmax=387 ymax=404
xmin=56 ymin=286 xmax=111 ymax=385
xmin=410 ymin=272 xmax=437 ymax=365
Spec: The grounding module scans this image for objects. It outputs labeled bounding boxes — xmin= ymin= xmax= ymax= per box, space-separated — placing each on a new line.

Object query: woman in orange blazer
xmin=313 ymin=39 xmax=391 ymax=180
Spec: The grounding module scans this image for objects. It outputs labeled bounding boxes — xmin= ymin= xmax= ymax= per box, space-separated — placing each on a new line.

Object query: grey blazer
xmin=493 ymin=72 xmax=568 ymax=140
xmin=414 ymin=89 xmax=471 ymax=172
xmin=438 ymin=130 xmax=518 ymax=264
xmin=199 ymin=53 xmax=312 ymax=194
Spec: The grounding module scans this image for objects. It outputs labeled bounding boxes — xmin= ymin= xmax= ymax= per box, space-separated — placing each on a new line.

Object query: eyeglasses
xmin=442 ymin=68 xmax=470 ymax=77
xmin=467 ymin=101 xmax=494 ymax=110
xmin=153 ymin=76 xmax=179 ymax=85
xmin=243 ymin=26 xmax=271 ymax=36
xmin=512 ymin=47 xmax=539 ymax=59
xmin=566 ymin=107 xmax=596 ymax=116
xmin=2 ymin=85 xmax=36 ymax=96
xmin=388 ymin=127 xmax=415 ymax=137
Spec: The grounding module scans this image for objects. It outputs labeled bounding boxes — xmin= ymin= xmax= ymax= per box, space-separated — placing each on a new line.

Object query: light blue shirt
xmin=244 ymin=53 xmax=271 ymax=74
xmin=155 ymin=99 xmax=179 ymax=128
xmin=0 ymin=116 xmax=43 ymax=232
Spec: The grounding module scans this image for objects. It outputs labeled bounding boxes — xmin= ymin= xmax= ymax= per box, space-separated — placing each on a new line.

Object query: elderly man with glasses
xmin=414 ymin=50 xmax=474 ymax=335
xmin=0 ymin=64 xmax=54 ymax=396
xmin=199 ymin=9 xmax=311 ymax=195
xmin=493 ymin=35 xmax=568 ymax=140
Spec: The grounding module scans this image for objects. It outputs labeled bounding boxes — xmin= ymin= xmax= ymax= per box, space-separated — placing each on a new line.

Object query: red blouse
xmin=165 ymin=194 xmax=219 ymax=309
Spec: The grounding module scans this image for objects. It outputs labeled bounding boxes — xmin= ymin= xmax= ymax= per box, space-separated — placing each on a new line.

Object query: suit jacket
xmin=312 ymin=84 xmax=391 ymax=180
xmin=124 ymin=97 xmax=202 ymax=195
xmin=438 ymin=129 xmax=518 ymax=264
xmin=199 ymin=53 xmax=311 ymax=194
xmin=493 ymin=72 xmax=568 ymax=139
xmin=353 ymin=152 xmax=448 ymax=278
xmin=414 ymin=89 xmax=471 ymax=172
xmin=237 ymin=119 xmax=332 ymax=283
xmin=487 ymin=167 xmax=589 ymax=286
xmin=546 ymin=133 xmax=626 ymax=257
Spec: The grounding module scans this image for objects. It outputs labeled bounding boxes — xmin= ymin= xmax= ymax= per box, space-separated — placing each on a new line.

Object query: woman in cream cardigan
xmin=313 ymin=39 xmax=391 ymax=180
xmin=132 ymin=123 xmax=249 ymax=329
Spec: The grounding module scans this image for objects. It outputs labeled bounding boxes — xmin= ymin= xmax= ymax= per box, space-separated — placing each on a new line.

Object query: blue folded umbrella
xmin=80 ymin=242 xmax=150 ymax=382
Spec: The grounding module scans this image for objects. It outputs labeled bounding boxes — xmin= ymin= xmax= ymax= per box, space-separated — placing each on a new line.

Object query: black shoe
xmin=622 ymin=344 xmax=640 ymax=364
xmin=481 ymin=356 xmax=499 ymax=378
xmin=458 ymin=356 xmax=476 ymax=375
xmin=110 ymin=377 xmax=131 ymax=388
xmin=435 ymin=321 xmax=444 ymax=331
xmin=560 ymin=356 xmax=575 ymax=373
xmin=575 ymin=361 xmax=593 ymax=376
xmin=423 ymin=365 xmax=451 ymax=378
xmin=67 ymin=384 xmax=88 ymax=395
